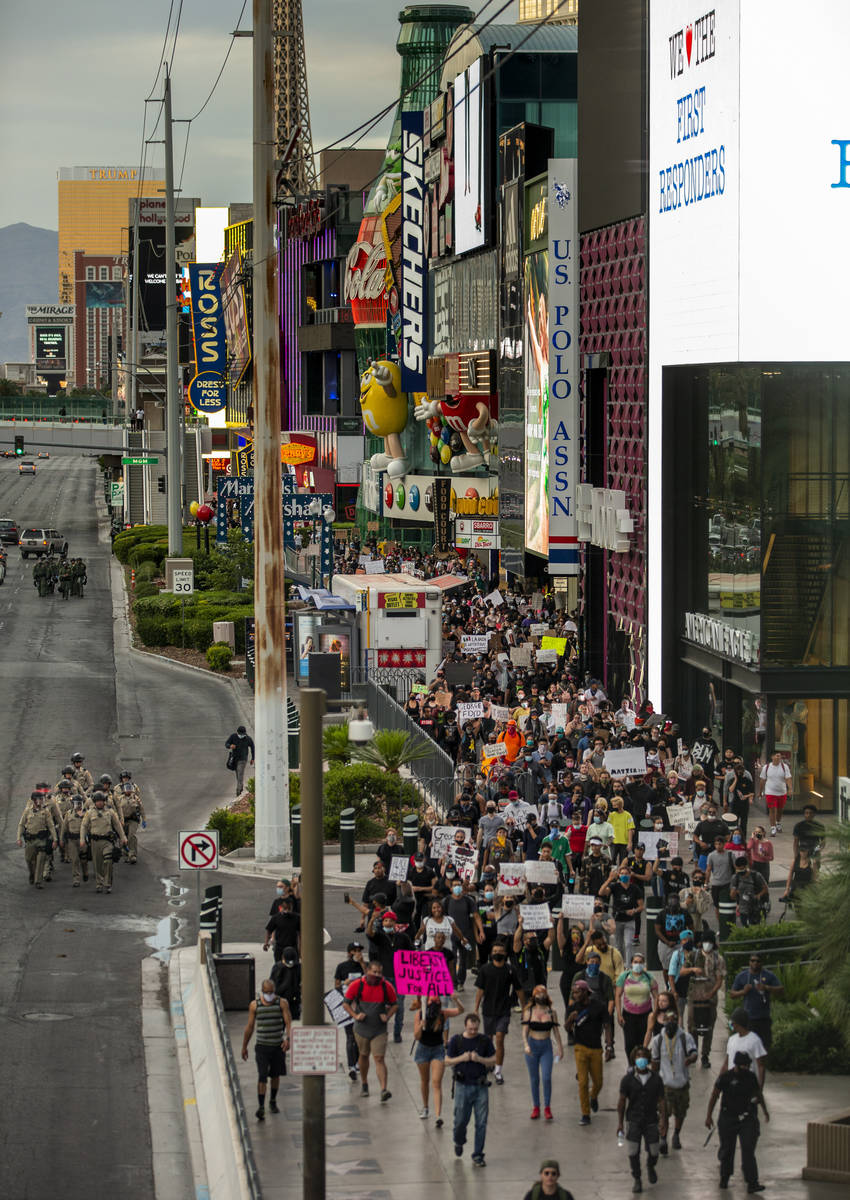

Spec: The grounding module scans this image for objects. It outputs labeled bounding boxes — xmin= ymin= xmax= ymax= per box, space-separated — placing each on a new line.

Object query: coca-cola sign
xmin=286 ymin=197 xmax=324 ymax=241
xmin=344 ymin=214 xmax=388 ymax=327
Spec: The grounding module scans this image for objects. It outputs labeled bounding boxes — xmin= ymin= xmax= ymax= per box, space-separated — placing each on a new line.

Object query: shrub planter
xmin=804 ymin=1109 xmax=850 ymax=1183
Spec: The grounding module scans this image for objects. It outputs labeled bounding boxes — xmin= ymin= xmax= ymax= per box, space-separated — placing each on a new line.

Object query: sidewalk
xmin=209 ymin=938 xmax=844 ymax=1200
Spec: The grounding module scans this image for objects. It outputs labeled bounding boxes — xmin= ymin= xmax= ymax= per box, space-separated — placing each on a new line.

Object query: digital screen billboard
xmin=453 ymin=58 xmax=487 ymax=256
xmin=524 ymin=250 xmax=548 ymax=558
xmin=85 ymin=280 xmax=124 ymax=308
xmin=35 ymin=325 xmax=67 ymax=372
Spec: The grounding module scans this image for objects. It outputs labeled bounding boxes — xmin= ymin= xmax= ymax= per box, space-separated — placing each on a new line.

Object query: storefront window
xmin=774 ymin=698 xmax=849 ymax=813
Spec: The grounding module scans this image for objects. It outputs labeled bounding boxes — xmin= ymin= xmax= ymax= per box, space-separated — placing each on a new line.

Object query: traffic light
xmin=14 ymin=435 xmax=24 ymax=456
xmin=157 ymin=478 xmax=166 ymax=494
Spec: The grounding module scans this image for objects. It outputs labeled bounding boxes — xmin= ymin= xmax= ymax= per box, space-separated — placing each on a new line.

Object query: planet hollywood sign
xmin=684 ymin=611 xmax=759 ymax=666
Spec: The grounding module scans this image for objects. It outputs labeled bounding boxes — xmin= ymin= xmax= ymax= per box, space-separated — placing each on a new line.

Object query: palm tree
xmin=351 ymin=728 xmax=431 ymax=774
xmin=322 ymin=723 xmax=352 ymax=765
xmin=798 ymin=821 xmax=850 ymax=1049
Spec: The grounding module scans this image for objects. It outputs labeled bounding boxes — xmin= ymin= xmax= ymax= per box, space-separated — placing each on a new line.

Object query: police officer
xmin=16 ymin=791 xmax=58 ymax=887
xmin=80 ymin=791 xmax=126 ymax=893
xmin=56 ymin=765 xmax=85 ymax=798
xmin=71 ymin=557 xmax=87 ymax=597
xmin=115 ymin=778 xmax=146 ymax=863
xmin=33 ymin=558 xmax=48 ymax=597
xmin=35 ymin=782 xmax=63 ymax=878
xmin=58 ymin=557 xmax=73 ymax=599
xmin=706 ymin=1050 xmax=769 ymax=1192
xmin=61 ymin=796 xmax=89 ymax=886
xmin=112 ymin=770 xmax=141 ymax=806
xmin=70 ymin=752 xmax=94 ymax=795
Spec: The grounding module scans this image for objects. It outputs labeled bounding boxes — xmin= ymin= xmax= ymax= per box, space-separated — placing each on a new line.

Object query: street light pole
xmin=164 ymin=68 xmax=183 ymax=555
xmin=299 ymin=687 xmax=327 ymax=1199
xmin=253 ymin=0 xmax=289 ymax=860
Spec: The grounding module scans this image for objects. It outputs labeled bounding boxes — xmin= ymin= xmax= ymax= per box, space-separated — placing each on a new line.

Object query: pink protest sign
xmin=393 ymin=950 xmax=454 ymax=996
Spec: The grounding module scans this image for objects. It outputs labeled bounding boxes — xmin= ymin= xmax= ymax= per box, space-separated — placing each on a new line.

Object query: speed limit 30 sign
xmin=179 ymin=830 xmax=219 ymax=870
xmin=173 ymin=568 xmax=194 ymax=595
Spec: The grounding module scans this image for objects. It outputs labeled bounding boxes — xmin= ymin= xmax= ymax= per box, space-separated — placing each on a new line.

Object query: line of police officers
xmin=32 ymin=556 xmax=87 ymax=599
xmin=16 ymin=751 xmax=146 ymax=893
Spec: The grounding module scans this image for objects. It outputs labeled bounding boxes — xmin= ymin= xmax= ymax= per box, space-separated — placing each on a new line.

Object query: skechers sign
xmin=400 ymin=111 xmax=427 ymax=392
xmin=188 ymin=263 xmax=226 ymax=411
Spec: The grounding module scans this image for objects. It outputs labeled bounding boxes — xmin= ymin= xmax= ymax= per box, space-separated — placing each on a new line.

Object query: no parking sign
xmin=179 ymin=830 xmax=219 ymax=870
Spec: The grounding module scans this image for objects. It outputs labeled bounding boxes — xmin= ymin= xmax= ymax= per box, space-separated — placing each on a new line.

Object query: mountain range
xmin=0 ymin=223 xmax=59 ymax=365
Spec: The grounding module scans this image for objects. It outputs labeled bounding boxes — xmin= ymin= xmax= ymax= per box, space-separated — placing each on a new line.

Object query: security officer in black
xmin=617 ymin=1046 xmax=668 ymax=1193
xmin=706 ymin=1050 xmax=769 ymax=1192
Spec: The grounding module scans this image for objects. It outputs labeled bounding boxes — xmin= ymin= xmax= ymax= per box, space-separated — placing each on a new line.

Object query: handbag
xmin=226 ymin=749 xmax=237 ymax=771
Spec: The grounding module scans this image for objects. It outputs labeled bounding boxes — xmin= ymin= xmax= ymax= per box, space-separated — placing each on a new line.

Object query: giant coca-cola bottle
xmin=345 ymin=5 xmax=474 ymax=376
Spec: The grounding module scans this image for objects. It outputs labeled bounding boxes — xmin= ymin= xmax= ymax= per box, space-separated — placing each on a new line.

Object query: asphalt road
xmin=0 ymin=456 xmax=274 ymax=1198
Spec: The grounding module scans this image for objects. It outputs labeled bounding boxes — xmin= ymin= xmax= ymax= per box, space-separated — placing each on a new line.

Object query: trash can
xmin=213 ymin=952 xmax=255 ymax=1010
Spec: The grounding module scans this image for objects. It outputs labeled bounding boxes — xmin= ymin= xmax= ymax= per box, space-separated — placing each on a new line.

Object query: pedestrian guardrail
xmin=364 ymin=678 xmax=454 ymax=816
xmin=204 ymin=951 xmax=263 ymax=1200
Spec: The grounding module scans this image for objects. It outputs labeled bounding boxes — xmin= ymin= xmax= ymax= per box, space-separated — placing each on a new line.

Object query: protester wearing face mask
xmin=334 ymin=942 xmax=365 ymax=1080
xmin=521 ymin=985 xmax=564 ymax=1121
xmin=706 ymin=1050 xmax=770 ymax=1192
xmin=688 ymin=929 xmax=726 ymax=1067
xmin=729 ymin=856 xmax=769 ymax=927
xmin=375 ymin=828 xmax=408 ymax=873
xmin=365 ymin=909 xmax=412 ymax=1043
xmin=668 ymin=929 xmax=702 ymax=1007
xmin=746 ymin=826 xmax=774 ymax=886
xmin=342 ymin=959 xmax=399 ymax=1102
xmin=614 ymin=952 xmax=658 ymax=1058
xmin=617 ymin=1046 xmax=668 ymax=1193
xmin=650 ymin=1008 xmax=698 ymax=1151
xmin=600 ymin=862 xmax=645 ymax=962
xmin=566 ymin=978 xmax=608 ymax=1123
xmin=474 ymin=941 xmax=522 ymax=1083
xmin=445 ymin=878 xmax=484 ymax=989
xmin=241 ymin=979 xmax=293 ymax=1120
xmin=678 ymin=870 xmax=714 ymax=935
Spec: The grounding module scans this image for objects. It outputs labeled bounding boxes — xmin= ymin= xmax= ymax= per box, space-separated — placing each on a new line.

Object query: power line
xmin=146 ymin=0 xmax=176 ymax=101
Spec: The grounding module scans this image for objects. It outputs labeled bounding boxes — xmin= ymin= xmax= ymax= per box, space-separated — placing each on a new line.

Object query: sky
xmin=0 ymin=0 xmax=519 ymax=231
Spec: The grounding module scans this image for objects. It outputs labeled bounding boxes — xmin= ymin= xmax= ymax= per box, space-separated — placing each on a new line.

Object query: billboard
xmin=86 ymin=280 xmax=123 ymax=308
xmin=400 ymin=110 xmax=427 ymax=392
xmin=453 ymin=58 xmax=487 ymax=256
xmin=130 ymin=199 xmax=197 ymax=333
xmin=546 ymin=159 xmax=579 ymax=575
xmin=26 ymin=305 xmax=74 ymax=324
xmin=35 ymin=325 xmax=67 ymax=372
xmin=524 ymin=250 xmax=548 ymax=557
xmin=219 ymin=250 xmax=251 ymax=386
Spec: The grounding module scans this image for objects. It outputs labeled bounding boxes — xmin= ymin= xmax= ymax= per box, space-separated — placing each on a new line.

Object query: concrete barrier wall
xmin=0 ymin=420 xmax=125 ymax=455
xmin=179 ymin=943 xmax=252 ymax=1200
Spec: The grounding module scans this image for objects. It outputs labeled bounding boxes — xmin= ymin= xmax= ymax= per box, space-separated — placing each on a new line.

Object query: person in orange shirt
xmin=498 ymin=720 xmax=523 ymax=764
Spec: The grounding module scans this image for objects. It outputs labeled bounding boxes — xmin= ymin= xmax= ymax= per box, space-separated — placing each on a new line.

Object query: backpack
xmin=530 ymin=1186 xmax=574 ymax=1200
xmin=355 ymin=976 xmax=393 ymax=1006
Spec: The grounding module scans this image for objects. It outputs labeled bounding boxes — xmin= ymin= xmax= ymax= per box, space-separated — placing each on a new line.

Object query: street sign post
xmin=290 ymin=1026 xmax=339 ymax=1075
xmin=172 ymin=567 xmax=194 ymax=595
xmin=179 ymin=829 xmax=220 ymax=920
xmin=122 ymin=456 xmax=160 ymax=466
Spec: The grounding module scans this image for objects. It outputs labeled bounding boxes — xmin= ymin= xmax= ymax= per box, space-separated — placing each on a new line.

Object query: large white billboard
xmin=453 ymin=59 xmax=486 ymax=256
xmin=647 ymin=0 xmax=850 ymax=704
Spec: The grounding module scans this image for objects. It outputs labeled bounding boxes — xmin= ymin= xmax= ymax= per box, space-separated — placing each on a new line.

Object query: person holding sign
xmin=343 ymin=959 xmax=399 ymax=1102
xmin=411 ymin=991 xmax=465 ymax=1123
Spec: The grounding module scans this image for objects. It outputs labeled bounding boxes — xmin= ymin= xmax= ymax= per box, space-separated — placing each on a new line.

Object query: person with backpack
xmin=224 ymin=725 xmax=255 ymax=796
xmin=411 ymin=990 xmax=465 ymax=1123
xmin=342 ymin=958 xmax=398 ymax=1102
xmin=522 ymin=1159 xmax=576 ymax=1200
xmin=445 ymin=1012 xmax=496 ymax=1167
xmin=729 ymin=856 xmax=769 ymax=927
xmin=650 ymin=1007 xmax=698 ymax=1149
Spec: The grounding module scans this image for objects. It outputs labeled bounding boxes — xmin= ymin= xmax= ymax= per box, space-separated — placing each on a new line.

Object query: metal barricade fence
xmin=364 ymin=678 xmax=455 ymax=817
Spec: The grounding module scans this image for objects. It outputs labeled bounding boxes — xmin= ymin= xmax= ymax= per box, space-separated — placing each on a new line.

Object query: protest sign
xmin=666 ymin=802 xmax=696 ymax=833
xmin=560 ymin=894 xmax=595 ymax=923
xmin=510 ymin=645 xmax=533 ymax=667
xmin=639 ymin=831 xmax=679 ymax=860
xmin=541 ymin=636 xmax=568 ymax=655
xmin=363 ymin=558 xmax=385 ymax=574
xmin=389 ymin=855 xmax=410 ymax=882
xmin=324 ymin=988 xmax=354 ymax=1028
xmin=530 ymin=623 xmax=548 ymax=636
xmin=498 ymin=864 xmax=526 ymax=895
xmin=461 ymin=634 xmax=489 ymax=653
xmin=525 ymin=860 xmax=558 ymax=885
xmin=532 ymin=591 xmax=544 ymax=609
xmin=450 ymin=846 xmax=477 ymax=880
xmin=603 ymin=747 xmax=648 ymax=779
xmin=483 ymin=741 xmax=508 ymax=759
xmin=520 ymin=902 xmax=553 ymax=930
xmin=443 ymin=662 xmax=474 ymax=685
xmin=441 ymin=639 xmax=456 ymax=656
xmin=489 ymin=704 xmax=510 ymax=723
xmin=393 ymin=950 xmax=454 ymax=996
xmin=433 ymin=689 xmax=453 ymax=708
xmin=535 ymin=648 xmax=558 ymax=664
xmin=431 ymin=825 xmax=471 ymax=859
xmin=457 ymin=701 xmax=484 ymax=724
xmin=411 ymin=682 xmax=429 ymax=695
xmin=550 ymin=703 xmax=568 ymax=728
xmin=484 ymin=589 xmax=504 ymax=607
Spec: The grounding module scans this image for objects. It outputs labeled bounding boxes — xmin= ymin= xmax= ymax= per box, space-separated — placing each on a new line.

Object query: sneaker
xmin=648 ymin=1163 xmax=658 ymax=1184
xmin=720 ymin=1178 xmax=730 ymax=1189
xmin=255 ymin=1107 xmax=265 ymax=1121
xmin=580 ymin=1115 xmax=591 ymax=1126
xmin=269 ymin=1100 xmax=279 ymax=1114
xmin=420 ymin=1106 xmax=429 ymax=1119
xmin=530 ymin=1106 xmax=540 ymax=1120
xmin=95 ymin=886 xmax=102 ymax=893
xmin=106 ymin=886 xmax=112 ymax=893
xmin=36 ymin=883 xmax=44 ymax=890
xmin=672 ymin=1131 xmax=681 ymax=1150
xmin=435 ymin=1117 xmax=443 ymax=1128
xmin=361 ymin=1083 xmax=369 ymax=1097
xmin=349 ymin=1068 xmax=358 ymax=1081
xmin=590 ymin=1097 xmax=599 ymax=1113
xmin=776 ymin=822 xmax=782 ymax=832
xmin=471 ymin=1154 xmax=486 ymax=1168
xmin=632 ymin=1180 xmax=642 ymax=1194
xmin=454 ymin=1144 xmax=463 ymax=1158
xmin=380 ymin=1089 xmax=392 ymax=1103
xmin=632 ymin=934 xmax=641 ymax=942
xmin=701 ymin=1057 xmax=711 ymax=1068
xmin=544 ymin=1107 xmax=553 ymax=1121
xmin=73 ymin=882 xmax=80 ymax=887
xmin=770 ymin=826 xmax=777 ymax=836
xmin=393 ymin=1034 xmax=403 ymax=1043
xmin=747 ymin=1185 xmax=765 ymax=1194
xmin=494 ymin=1071 xmax=504 ymax=1085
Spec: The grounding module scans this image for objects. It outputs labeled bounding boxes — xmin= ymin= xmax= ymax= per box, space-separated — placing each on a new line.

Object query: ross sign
xmin=547 ymin=158 xmax=579 ymax=575
xmin=388 ymin=856 xmax=410 ymax=883
xmin=400 ymin=110 xmax=428 ymax=392
xmin=603 ymin=747 xmax=648 ymax=779
xmin=290 ymin=1026 xmax=339 ymax=1075
xmin=684 ymin=611 xmax=760 ymax=666
xmin=187 ymin=263 xmax=227 ymax=377
xmin=519 ymin=902 xmax=553 ymax=931
xmin=172 ymin=567 xmax=194 ymax=595
xmin=560 ymin=894 xmax=595 ymax=923
xmin=393 ymin=950 xmax=454 ymax=996
xmin=461 ymin=635 xmax=489 ymax=654
xmin=188 ymin=370 xmax=226 ymax=414
xmin=498 ymin=864 xmax=526 ymax=895
xmin=430 ymin=826 xmax=472 ymax=860
xmin=122 ymin=456 xmax=159 ymax=466
xmin=456 ymin=701 xmax=484 ymax=723
xmin=178 ymin=830 xmax=219 ymax=870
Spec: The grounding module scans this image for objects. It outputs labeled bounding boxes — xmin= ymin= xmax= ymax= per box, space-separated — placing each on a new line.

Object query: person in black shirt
xmin=268 ymin=876 xmax=301 ymax=916
xmin=599 ymin=864 xmax=645 ymax=962
xmin=693 ymin=808 xmax=728 ymax=866
xmin=375 ymin=829 xmax=408 ymax=873
xmin=792 ymin=804 xmax=826 ymax=859
xmin=334 ymin=942 xmax=365 ymax=1078
xmin=445 ymin=1013 xmax=497 ymax=1166
xmin=706 ymin=1051 xmax=769 ymax=1192
xmin=566 ymin=978 xmax=607 ymax=1123
xmin=263 ymin=897 xmax=300 ymax=963
xmin=271 ymin=946 xmax=301 ymax=1019
xmin=617 ymin=1047 xmax=668 ymax=1193
xmin=346 ymin=860 xmax=398 ymax=930
xmin=474 ymin=943 xmax=521 ymax=1083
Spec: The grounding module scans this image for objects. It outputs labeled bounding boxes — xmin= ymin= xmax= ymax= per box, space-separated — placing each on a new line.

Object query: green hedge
xmin=133 ymin=581 xmax=159 ymax=599
xmin=206 ymin=642 xmax=233 ymax=671
xmin=135 ymin=561 xmax=158 ymax=582
xmin=767 ymin=1007 xmax=850 ymax=1074
xmin=207 ymin=808 xmax=254 ymax=853
xmin=322 ymin=764 xmax=418 ymax=840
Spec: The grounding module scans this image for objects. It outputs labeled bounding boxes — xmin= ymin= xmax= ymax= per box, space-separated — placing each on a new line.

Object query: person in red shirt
xmin=567 ymin=810 xmax=588 ymax=858
xmin=342 ymin=959 xmax=399 ymax=1102
xmin=746 ymin=825 xmax=774 ymax=886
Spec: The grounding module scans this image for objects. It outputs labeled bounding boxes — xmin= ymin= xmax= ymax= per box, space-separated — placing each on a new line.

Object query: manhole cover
xmin=22 ymin=1012 xmax=73 ymax=1022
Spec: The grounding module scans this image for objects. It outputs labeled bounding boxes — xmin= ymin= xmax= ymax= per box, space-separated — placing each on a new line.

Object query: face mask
xmin=702 ymin=942 xmax=713 ymax=953
xmin=665 ymin=1020 xmax=678 ymax=1035
xmin=586 ymin=963 xmax=600 ymax=978
xmin=654 ymin=824 xmax=664 ymax=832
xmin=452 ymin=885 xmax=462 ymax=896
xmin=387 ymin=835 xmax=396 ymax=844
xmin=593 ymin=815 xmax=602 ymax=823
xmin=484 ymin=891 xmax=494 ymax=901
xmin=620 ymin=875 xmax=631 ymax=885
xmin=631 ymin=962 xmax=644 ymax=974
xmin=262 ymin=991 xmax=275 ymax=1003
xmin=635 ymin=1057 xmax=649 ymax=1072
xmin=446 ymin=872 xmax=456 ymax=881
xmin=733 ymin=835 xmax=742 ymax=844
xmin=682 ymin=940 xmax=693 ymax=949
xmin=276 ymin=887 xmax=284 ymax=896
xmin=382 ymin=924 xmax=395 ymax=934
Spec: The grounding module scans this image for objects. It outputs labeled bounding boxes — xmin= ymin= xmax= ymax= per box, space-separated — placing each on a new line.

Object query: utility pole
xmin=253 ymin=0 xmax=290 ymax=861
xmin=164 ymin=68 xmax=183 ymax=555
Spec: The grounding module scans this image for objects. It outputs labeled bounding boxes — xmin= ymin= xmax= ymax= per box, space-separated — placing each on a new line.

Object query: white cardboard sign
xmin=560 ymin=893 xmax=595 ymax=923
xmin=520 ymin=902 xmax=553 ymax=930
xmin=431 ymin=825 xmax=472 ymax=860
xmin=603 ymin=747 xmax=648 ymax=779
xmin=388 ymin=855 xmax=410 ymax=882
xmin=290 ymin=1026 xmax=339 ymax=1075
xmin=525 ymin=860 xmax=558 ymax=885
xmin=638 ymin=831 xmax=679 ymax=861
xmin=457 ymin=701 xmax=484 ymax=723
xmin=461 ymin=634 xmax=489 ymax=653
xmin=498 ymin=863 xmax=526 ymax=895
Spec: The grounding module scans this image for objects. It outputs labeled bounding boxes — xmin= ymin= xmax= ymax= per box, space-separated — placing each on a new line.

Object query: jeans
xmin=574 ymin=1043 xmax=603 ymax=1116
xmin=524 ymin=1036 xmax=554 ymax=1108
xmin=612 ymin=920 xmax=633 ymax=962
xmin=393 ymin=1001 xmax=404 ymax=1040
xmin=453 ymin=1081 xmax=489 ymax=1156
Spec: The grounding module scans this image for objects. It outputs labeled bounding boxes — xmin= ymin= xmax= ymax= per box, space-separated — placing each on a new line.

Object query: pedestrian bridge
xmin=0 ymin=420 xmax=126 ymax=456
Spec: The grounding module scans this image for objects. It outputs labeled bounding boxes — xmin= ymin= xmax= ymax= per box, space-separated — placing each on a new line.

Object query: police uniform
xmin=17 ymin=801 xmax=57 ymax=887
xmin=72 ymin=764 xmax=94 ymax=794
xmin=115 ymin=786 xmax=146 ymax=862
xmin=80 ymin=803 xmax=125 ymax=892
xmin=56 ymin=772 xmax=85 ymax=798
xmin=61 ymin=806 xmax=89 ymax=885
xmin=40 ymin=791 xmax=64 ymax=878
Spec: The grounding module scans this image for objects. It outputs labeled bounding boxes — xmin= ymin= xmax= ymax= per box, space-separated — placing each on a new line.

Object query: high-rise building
xmin=57 ymin=166 xmax=164 ymax=302
xmin=72 ymin=251 xmax=125 ymax=391
xmin=518 ymin=0 xmax=578 ymax=23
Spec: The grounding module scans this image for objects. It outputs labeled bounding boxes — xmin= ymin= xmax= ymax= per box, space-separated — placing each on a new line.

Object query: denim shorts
xmin=414 ymin=1041 xmax=446 ymax=1064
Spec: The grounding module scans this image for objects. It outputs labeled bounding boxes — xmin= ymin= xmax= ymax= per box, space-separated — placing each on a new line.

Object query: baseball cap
xmin=573 ymin=979 xmax=592 ymax=990
xmin=508 ymin=790 xmax=519 ymax=800
xmin=347 ymin=941 xmax=363 ymax=952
